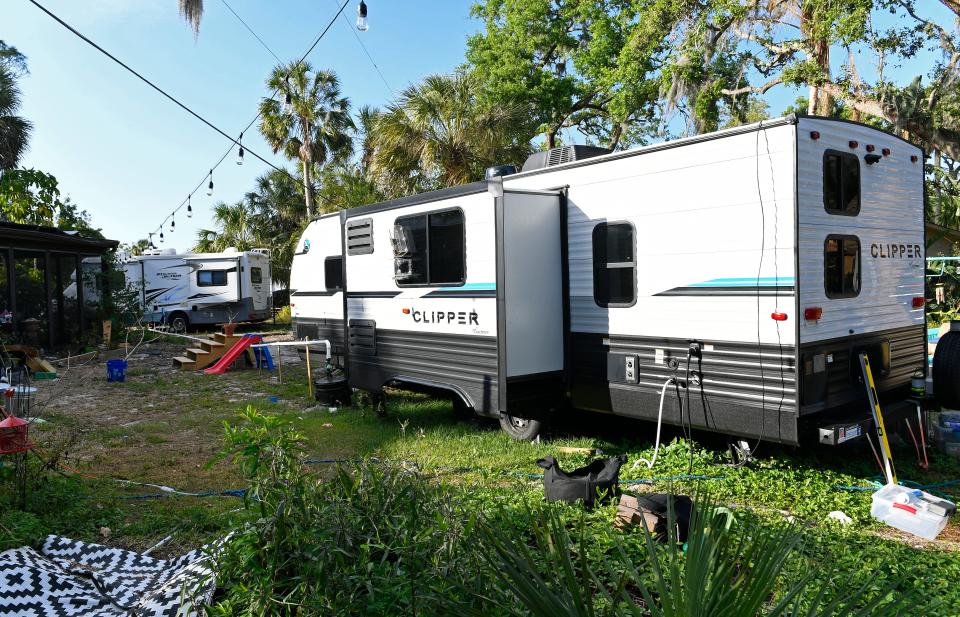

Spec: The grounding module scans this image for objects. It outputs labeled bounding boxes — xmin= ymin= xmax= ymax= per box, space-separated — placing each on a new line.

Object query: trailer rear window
xmin=823 ymin=151 xmax=860 ymax=215
xmin=250 ymin=267 xmax=263 ymax=284
xmin=197 ymin=270 xmax=228 ymax=287
xmin=824 ymin=235 xmax=861 ymax=298
xmin=593 ymin=222 xmax=636 ymax=307
xmin=392 ymin=209 xmax=465 ymax=286
xmin=325 ymin=256 xmax=343 ymax=291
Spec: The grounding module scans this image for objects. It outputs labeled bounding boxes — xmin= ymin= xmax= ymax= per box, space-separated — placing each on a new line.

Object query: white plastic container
xmin=871 ymin=483 xmax=951 ymax=540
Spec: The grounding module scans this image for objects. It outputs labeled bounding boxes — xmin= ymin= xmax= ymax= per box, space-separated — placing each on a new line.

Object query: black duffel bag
xmin=536 ymin=454 xmax=627 ymax=507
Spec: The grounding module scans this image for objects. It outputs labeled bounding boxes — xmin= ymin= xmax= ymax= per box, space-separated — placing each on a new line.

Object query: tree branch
xmin=721 ymin=76 xmax=783 ymax=96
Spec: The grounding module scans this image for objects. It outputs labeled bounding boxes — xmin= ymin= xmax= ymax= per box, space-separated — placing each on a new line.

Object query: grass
xmin=2 ymin=344 xmax=960 ymax=614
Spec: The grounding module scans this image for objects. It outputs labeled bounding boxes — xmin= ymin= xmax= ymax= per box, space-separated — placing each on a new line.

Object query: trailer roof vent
xmin=521 ymin=145 xmax=612 ymax=172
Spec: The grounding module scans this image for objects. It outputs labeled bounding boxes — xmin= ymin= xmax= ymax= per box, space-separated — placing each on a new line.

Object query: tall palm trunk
xmin=301 ymin=159 xmax=314 ymax=220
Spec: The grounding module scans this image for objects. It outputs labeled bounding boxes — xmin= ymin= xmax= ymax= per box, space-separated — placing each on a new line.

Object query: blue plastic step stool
xmin=253 ymin=345 xmax=274 ymax=370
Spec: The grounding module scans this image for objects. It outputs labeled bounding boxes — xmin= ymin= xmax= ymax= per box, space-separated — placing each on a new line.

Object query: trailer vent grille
xmin=521 ymin=145 xmax=612 ymax=172
xmin=346 ymin=218 xmax=374 ymax=255
xmin=348 ymin=319 xmax=376 ymax=356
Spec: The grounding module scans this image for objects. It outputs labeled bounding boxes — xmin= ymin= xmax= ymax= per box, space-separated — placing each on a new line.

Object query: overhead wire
xmin=332 ymin=0 xmax=393 ymax=95
xmin=219 ymin=0 xmax=284 ymax=64
xmin=147 ymin=0 xmax=351 ymax=237
xmin=24 ymin=0 xmax=351 ymax=239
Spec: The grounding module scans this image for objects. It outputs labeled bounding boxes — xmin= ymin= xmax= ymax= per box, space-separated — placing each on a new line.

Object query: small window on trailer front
xmin=823 ymin=150 xmax=860 ymax=215
xmin=392 ymin=209 xmax=465 ymax=286
xmin=198 ymin=270 xmax=228 ymax=287
xmin=250 ymin=267 xmax=263 ymax=284
xmin=593 ymin=222 xmax=636 ymax=307
xmin=324 ymin=256 xmax=343 ymax=291
xmin=824 ymin=235 xmax=861 ymax=298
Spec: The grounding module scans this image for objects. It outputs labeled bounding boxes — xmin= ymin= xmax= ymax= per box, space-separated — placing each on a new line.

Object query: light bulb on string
xmin=284 ymin=77 xmax=292 ymax=111
xmin=160 ymin=230 xmax=165 ymax=243
xmin=207 ymin=169 xmax=214 ymax=197
xmin=356 ymin=1 xmax=368 ymax=31
xmin=237 ymin=134 xmax=245 ymax=166
xmin=187 ymin=195 xmax=193 ymax=218
xmin=170 ymin=216 xmax=175 ymax=233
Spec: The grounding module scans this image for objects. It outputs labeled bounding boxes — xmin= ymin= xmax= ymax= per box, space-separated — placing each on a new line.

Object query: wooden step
xmin=186 ymin=348 xmax=210 ymax=361
xmin=200 ymin=340 xmax=224 ymax=352
xmin=173 ymin=356 xmax=197 ymax=370
xmin=213 ymin=333 xmax=242 ymax=345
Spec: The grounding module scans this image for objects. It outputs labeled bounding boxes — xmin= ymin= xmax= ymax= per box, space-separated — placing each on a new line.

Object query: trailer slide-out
xmin=290 ymin=115 xmax=926 ymax=445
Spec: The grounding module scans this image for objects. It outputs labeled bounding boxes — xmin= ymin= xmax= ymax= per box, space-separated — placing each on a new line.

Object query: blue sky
xmin=5 ymin=1 xmax=952 ymax=246
xmin=7 ymin=0 xmax=481 ymax=246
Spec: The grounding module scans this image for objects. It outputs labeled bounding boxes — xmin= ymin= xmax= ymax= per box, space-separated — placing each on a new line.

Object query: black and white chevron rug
xmin=0 ymin=534 xmax=219 ymax=616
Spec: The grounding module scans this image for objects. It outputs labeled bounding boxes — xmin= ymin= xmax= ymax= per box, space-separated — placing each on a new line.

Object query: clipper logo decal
xmin=870 ymin=243 xmax=922 ymax=259
xmin=403 ymin=307 xmax=479 ymax=325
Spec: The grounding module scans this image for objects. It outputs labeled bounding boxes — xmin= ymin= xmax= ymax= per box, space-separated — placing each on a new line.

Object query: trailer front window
xmin=393 ymin=209 xmax=465 ymax=286
xmin=824 ymin=235 xmax=861 ymax=298
xmin=823 ymin=151 xmax=860 ymax=215
xmin=324 ymin=256 xmax=343 ymax=291
xmin=593 ymin=222 xmax=636 ymax=307
xmin=250 ymin=267 xmax=263 ymax=284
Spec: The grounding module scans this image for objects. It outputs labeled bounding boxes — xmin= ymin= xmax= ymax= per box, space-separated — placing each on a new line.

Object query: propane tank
xmin=911 ymin=369 xmax=926 ymax=399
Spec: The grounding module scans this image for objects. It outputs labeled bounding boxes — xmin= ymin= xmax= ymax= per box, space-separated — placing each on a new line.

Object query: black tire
xmin=934 ymin=331 xmax=960 ymax=408
xmin=168 ymin=312 xmax=189 ymax=333
xmin=499 ymin=412 xmax=543 ymax=441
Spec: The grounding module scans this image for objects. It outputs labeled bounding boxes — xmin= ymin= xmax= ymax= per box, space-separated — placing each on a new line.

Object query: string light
xmin=170 ymin=216 xmax=176 ymax=233
xmin=160 ymin=230 xmax=165 ymax=243
xmin=187 ymin=195 xmax=192 ymax=218
xmin=207 ymin=169 xmax=214 ymax=196
xmin=284 ymin=77 xmax=292 ymax=111
xmin=237 ymin=133 xmax=245 ymax=165
xmin=356 ymin=1 xmax=368 ymax=31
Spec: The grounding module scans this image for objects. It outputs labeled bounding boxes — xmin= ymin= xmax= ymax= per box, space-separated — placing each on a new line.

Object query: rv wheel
xmin=934 ymin=331 xmax=960 ymax=408
xmin=499 ymin=413 xmax=543 ymax=441
xmin=169 ymin=312 xmax=189 ymax=333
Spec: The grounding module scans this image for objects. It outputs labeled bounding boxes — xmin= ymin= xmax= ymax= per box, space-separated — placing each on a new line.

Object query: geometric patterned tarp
xmin=0 ymin=534 xmax=219 ymax=617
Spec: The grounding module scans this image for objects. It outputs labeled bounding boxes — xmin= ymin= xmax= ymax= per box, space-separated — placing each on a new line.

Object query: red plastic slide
xmin=204 ymin=335 xmax=261 ymax=375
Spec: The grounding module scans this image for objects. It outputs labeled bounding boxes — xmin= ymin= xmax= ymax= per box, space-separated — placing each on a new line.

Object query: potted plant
xmin=222 ymin=308 xmax=239 ymax=337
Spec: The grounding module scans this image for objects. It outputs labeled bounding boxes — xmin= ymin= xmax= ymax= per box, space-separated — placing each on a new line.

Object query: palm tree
xmin=369 ymin=72 xmax=529 ymax=195
xmin=0 ymin=64 xmax=32 ymax=171
xmin=245 ymin=169 xmax=307 ymax=288
xmin=259 ymin=61 xmax=353 ymax=220
xmin=194 ymin=200 xmax=260 ymax=253
xmin=179 ymin=0 xmax=204 ymax=38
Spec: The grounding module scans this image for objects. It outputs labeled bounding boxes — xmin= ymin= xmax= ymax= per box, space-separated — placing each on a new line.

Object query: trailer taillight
xmin=848 ymin=140 xmax=858 ymax=149
xmin=810 ymin=131 xmax=820 ymax=140
xmin=912 ymin=297 xmax=925 ymax=309
xmin=866 ymin=144 xmax=875 ymax=152
xmin=882 ymin=147 xmax=891 ymax=157
xmin=911 ymin=155 xmax=919 ymax=163
xmin=804 ymin=307 xmax=823 ymax=321
xmin=771 ymin=312 xmax=788 ymax=321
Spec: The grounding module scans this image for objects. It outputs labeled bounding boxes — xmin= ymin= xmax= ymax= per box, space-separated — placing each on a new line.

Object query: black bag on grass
xmin=536 ymin=454 xmax=627 ymax=507
xmin=635 ymin=493 xmax=694 ymax=542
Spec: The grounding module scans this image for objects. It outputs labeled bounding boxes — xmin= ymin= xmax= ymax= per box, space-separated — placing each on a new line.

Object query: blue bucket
xmin=106 ymin=359 xmax=128 ymax=382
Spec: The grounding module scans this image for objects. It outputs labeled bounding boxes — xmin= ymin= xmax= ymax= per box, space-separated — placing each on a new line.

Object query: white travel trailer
xmin=291 ymin=115 xmax=928 ymax=445
xmin=124 ymin=248 xmax=272 ymax=331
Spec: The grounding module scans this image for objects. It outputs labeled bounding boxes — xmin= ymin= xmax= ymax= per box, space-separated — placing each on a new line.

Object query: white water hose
xmin=633 ymin=377 xmax=676 ymax=470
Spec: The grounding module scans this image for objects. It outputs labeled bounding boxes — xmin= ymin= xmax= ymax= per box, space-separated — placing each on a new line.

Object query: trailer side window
xmin=393 ymin=209 xmax=465 ymax=286
xmin=823 ymin=151 xmax=860 ymax=215
xmin=593 ymin=222 xmax=636 ymax=307
xmin=197 ymin=270 xmax=227 ymax=287
xmin=324 ymin=256 xmax=343 ymax=291
xmin=250 ymin=267 xmax=263 ymax=284
xmin=824 ymin=235 xmax=861 ymax=298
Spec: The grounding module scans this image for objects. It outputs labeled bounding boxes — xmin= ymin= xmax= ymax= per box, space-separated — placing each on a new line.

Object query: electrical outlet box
xmin=624 ymin=355 xmax=637 ymax=383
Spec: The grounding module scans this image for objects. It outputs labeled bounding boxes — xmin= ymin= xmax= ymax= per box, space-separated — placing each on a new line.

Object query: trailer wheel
xmin=499 ymin=413 xmax=543 ymax=441
xmin=934 ymin=331 xmax=960 ymax=408
xmin=168 ymin=312 xmax=189 ymax=333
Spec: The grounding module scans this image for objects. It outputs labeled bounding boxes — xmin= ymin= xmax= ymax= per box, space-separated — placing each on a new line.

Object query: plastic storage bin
xmin=870 ymin=483 xmax=951 ymax=540
xmin=106 ymin=359 xmax=128 ymax=383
